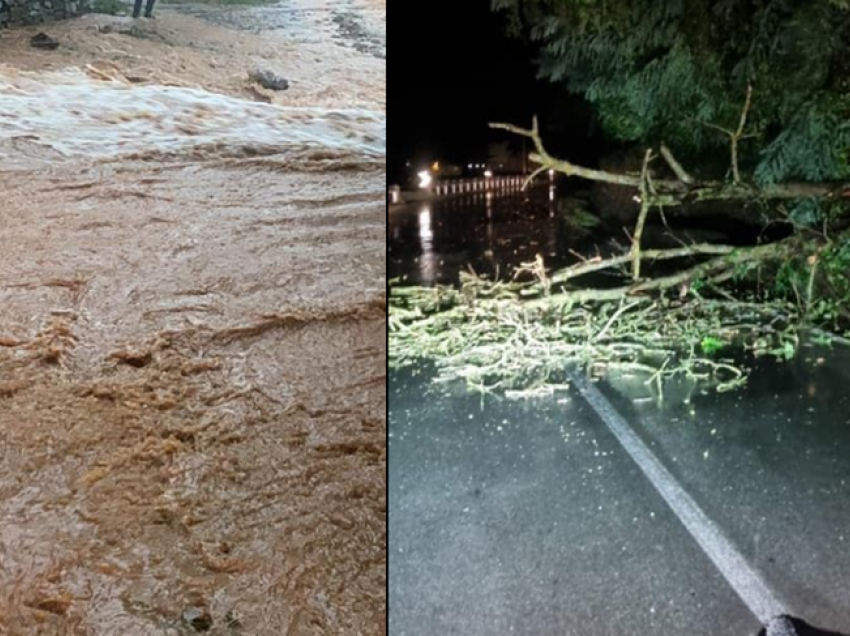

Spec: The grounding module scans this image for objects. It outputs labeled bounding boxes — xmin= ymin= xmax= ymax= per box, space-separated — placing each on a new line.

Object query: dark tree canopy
xmin=492 ymin=0 xmax=850 ymax=187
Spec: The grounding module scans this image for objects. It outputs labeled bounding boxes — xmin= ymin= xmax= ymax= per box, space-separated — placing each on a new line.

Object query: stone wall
xmin=0 ymin=0 xmax=84 ymax=28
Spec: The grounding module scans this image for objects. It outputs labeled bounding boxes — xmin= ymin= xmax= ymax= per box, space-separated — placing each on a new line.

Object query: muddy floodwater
xmin=0 ymin=3 xmax=386 ymax=635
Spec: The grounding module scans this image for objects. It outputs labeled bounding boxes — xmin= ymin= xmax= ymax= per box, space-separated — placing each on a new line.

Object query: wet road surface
xmin=389 ymin=195 xmax=850 ymax=635
xmin=389 ymin=369 xmax=757 ymax=636
xmin=597 ymin=348 xmax=850 ymax=632
xmin=388 ymin=189 xmax=565 ymax=287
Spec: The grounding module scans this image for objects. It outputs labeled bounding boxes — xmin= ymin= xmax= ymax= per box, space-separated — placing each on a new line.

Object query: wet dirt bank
xmin=0 ymin=1 xmax=386 ymax=634
xmin=0 ymin=0 xmax=385 ymax=110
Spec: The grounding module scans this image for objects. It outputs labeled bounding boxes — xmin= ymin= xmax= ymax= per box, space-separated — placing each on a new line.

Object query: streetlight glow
xmin=418 ymin=170 xmax=433 ymax=189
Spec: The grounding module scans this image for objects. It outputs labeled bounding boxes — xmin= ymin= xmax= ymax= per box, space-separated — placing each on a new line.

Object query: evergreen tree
xmin=492 ymin=0 xmax=850 ymax=186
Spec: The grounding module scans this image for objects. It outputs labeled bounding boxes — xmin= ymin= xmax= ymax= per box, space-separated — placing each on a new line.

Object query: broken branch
xmin=660 ymin=143 xmax=694 ymax=185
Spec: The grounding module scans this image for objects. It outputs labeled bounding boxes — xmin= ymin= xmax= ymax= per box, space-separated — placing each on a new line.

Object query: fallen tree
xmin=492 ymin=115 xmax=850 ymax=210
xmin=389 ymin=237 xmax=810 ymax=397
xmin=388 ymin=0 xmax=850 ymax=398
xmin=389 ymin=113 xmax=850 ymax=397
xmin=390 ymin=275 xmax=802 ymax=398
xmin=388 ymin=224 xmax=847 ymax=397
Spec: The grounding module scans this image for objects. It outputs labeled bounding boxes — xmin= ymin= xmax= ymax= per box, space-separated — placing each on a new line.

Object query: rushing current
xmin=0 ymin=12 xmax=386 ymax=634
xmin=0 ymin=67 xmax=386 ymax=164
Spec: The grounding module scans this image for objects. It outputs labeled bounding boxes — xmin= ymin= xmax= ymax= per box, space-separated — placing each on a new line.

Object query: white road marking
xmin=569 ymin=371 xmax=790 ymax=625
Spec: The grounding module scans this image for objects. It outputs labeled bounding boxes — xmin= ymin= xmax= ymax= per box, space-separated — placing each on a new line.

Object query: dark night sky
xmin=390 ymin=1 xmax=603 ymax=183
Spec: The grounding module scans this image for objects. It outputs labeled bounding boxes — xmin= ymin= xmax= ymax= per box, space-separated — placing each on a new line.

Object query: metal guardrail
xmin=431 ymin=175 xmax=525 ymax=196
xmin=388 ymin=175 xmax=529 ymax=204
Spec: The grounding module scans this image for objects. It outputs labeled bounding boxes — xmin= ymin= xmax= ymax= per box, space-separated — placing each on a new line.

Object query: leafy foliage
xmin=762 ymin=234 xmax=850 ymax=331
xmin=492 ymin=0 xmax=850 ymax=184
xmin=700 ymin=335 xmax=726 ymax=354
xmin=816 ymin=236 xmax=850 ymax=327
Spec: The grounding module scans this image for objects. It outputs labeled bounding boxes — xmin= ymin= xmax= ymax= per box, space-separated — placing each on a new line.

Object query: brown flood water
xmin=0 ymin=6 xmax=386 ymax=634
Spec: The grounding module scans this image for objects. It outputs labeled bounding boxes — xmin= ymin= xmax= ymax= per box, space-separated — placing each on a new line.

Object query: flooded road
xmin=389 ymin=195 xmax=850 ymax=634
xmin=389 ymin=189 xmax=567 ymax=286
xmin=388 ymin=189 xmax=749 ymax=286
xmin=0 ymin=2 xmax=385 ymax=634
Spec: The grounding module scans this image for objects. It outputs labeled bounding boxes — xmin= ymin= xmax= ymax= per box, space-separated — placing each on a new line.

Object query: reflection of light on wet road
xmin=419 ymin=208 xmax=433 ymax=243
xmin=388 ymin=192 xmax=565 ymax=286
xmin=418 ymin=206 xmax=439 ymax=283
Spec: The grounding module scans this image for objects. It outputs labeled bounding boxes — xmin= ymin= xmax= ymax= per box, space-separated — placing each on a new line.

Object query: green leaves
xmin=788 ymin=199 xmax=822 ymax=228
xmin=700 ymin=335 xmax=726 ymax=355
xmin=771 ymin=339 xmax=797 ymax=361
xmin=494 ymin=0 xmax=850 ymax=182
xmin=756 ymin=95 xmax=850 ymax=185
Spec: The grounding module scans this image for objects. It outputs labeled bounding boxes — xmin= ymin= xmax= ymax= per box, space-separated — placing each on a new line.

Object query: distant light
xmin=468 ymin=163 xmax=473 ymax=169
xmin=484 ymin=170 xmax=493 ymax=178
xmin=418 ymin=170 xmax=433 ymax=189
xmin=432 ymin=161 xmax=440 ymax=172
xmin=549 ymin=169 xmax=555 ymax=176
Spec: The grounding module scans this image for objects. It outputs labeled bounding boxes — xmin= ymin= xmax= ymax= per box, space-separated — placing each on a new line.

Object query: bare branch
xmin=528 ymin=239 xmax=793 ymax=306
xmin=546 ymin=243 xmax=747 ymax=287
xmin=702 ymin=84 xmax=754 ymax=184
xmin=735 ymin=84 xmax=754 ymax=139
xmin=522 ymin=165 xmax=548 ymax=190
xmin=489 ymin=122 xmax=536 ymax=140
xmin=700 ymin=121 xmax=733 ymax=136
xmin=491 ymin=119 xmax=685 ymax=192
xmin=729 ymin=84 xmax=754 ymax=184
xmin=631 ymin=148 xmax=655 ymax=280
xmin=492 ymin=114 xmax=848 ymax=204
xmin=660 ymin=144 xmax=694 ymax=184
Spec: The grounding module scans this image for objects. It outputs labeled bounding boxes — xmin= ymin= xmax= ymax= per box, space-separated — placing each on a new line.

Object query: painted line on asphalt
xmin=569 ymin=371 xmax=789 ymax=625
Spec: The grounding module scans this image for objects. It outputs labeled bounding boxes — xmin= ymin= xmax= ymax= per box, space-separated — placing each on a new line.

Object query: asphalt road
xmin=388 ymin=344 xmax=850 ymax=635
xmin=389 ymin=194 xmax=850 ymax=636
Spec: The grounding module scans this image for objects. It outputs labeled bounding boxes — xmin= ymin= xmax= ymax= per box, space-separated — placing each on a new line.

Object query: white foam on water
xmin=0 ymin=67 xmax=385 ymax=162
